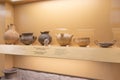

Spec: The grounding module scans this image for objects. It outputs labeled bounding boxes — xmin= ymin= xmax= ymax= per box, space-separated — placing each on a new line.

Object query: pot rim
xmin=40 ymin=31 xmax=49 ymax=34
xmin=21 ymin=33 xmax=33 ymax=35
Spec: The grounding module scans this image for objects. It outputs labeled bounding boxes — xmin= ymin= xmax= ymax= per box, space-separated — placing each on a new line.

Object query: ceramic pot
xmin=20 ymin=33 xmax=37 ymax=45
xmin=74 ymin=37 xmax=90 ymax=47
xmin=3 ymin=68 xmax=17 ymax=79
xmin=38 ymin=31 xmax=52 ymax=46
xmin=56 ymin=33 xmax=73 ymax=46
xmin=4 ymin=24 xmax=19 ymax=44
xmin=94 ymin=40 xmax=116 ymax=48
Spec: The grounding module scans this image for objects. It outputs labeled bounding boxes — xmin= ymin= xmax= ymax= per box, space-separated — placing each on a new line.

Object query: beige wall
xmin=0 ymin=3 xmax=5 ymax=77
xmin=14 ymin=0 xmax=115 ymax=46
xmin=5 ymin=2 xmax=14 ymax=29
xmin=4 ymin=55 xmax=13 ymax=69
xmin=111 ymin=0 xmax=120 ymax=47
xmin=0 ymin=54 xmax=5 ymax=76
xmin=0 ymin=3 xmax=5 ymax=44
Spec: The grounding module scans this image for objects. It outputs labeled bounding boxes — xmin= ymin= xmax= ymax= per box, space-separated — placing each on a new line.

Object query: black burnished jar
xmin=38 ymin=31 xmax=52 ymax=46
xmin=20 ymin=33 xmax=37 ymax=45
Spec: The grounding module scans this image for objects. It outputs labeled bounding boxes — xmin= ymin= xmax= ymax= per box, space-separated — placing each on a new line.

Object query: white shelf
xmin=0 ymin=45 xmax=120 ymax=63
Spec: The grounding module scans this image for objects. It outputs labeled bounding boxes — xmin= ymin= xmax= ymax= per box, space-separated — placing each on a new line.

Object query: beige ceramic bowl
xmin=74 ymin=37 xmax=90 ymax=47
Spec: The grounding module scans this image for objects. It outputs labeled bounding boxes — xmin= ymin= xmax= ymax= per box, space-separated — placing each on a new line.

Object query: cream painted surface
xmin=1 ymin=45 xmax=120 ymax=63
xmin=0 ymin=54 xmax=5 ymax=76
xmin=0 ymin=3 xmax=5 ymax=44
xmin=111 ymin=63 xmax=120 ymax=80
xmin=110 ymin=0 xmax=120 ymax=47
xmin=0 ymin=3 xmax=5 ymax=77
xmin=5 ymin=2 xmax=14 ymax=28
xmin=14 ymin=56 xmax=117 ymax=80
xmin=4 ymin=55 xmax=13 ymax=69
xmin=14 ymin=0 xmax=114 ymax=46
xmin=111 ymin=0 xmax=120 ymax=28
xmin=112 ymin=28 xmax=120 ymax=47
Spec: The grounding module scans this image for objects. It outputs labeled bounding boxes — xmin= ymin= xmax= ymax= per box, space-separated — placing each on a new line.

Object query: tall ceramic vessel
xmin=38 ymin=31 xmax=52 ymax=46
xmin=4 ymin=24 xmax=19 ymax=44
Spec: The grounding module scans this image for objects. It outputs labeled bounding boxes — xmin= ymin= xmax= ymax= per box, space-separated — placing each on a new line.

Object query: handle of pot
xmin=33 ymin=36 xmax=37 ymax=40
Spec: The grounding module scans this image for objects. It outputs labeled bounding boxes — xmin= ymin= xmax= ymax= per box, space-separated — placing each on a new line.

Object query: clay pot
xmin=3 ymin=68 xmax=17 ymax=79
xmin=4 ymin=24 xmax=19 ymax=44
xmin=74 ymin=37 xmax=90 ymax=47
xmin=20 ymin=33 xmax=37 ymax=45
xmin=94 ymin=40 xmax=116 ymax=48
xmin=56 ymin=33 xmax=73 ymax=46
xmin=38 ymin=31 xmax=52 ymax=46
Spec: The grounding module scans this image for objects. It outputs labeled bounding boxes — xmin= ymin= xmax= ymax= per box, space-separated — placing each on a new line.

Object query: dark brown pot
xmin=20 ymin=33 xmax=37 ymax=45
xmin=38 ymin=31 xmax=52 ymax=46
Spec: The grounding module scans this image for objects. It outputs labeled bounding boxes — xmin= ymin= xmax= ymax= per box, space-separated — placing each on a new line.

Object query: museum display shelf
xmin=0 ymin=45 xmax=120 ymax=63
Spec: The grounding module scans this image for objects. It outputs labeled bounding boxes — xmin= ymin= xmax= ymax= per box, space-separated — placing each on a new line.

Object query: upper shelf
xmin=0 ymin=45 xmax=120 ymax=63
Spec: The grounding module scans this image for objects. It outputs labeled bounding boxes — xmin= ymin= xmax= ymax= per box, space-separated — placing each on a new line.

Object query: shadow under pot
xmin=20 ymin=33 xmax=37 ymax=45
xmin=38 ymin=31 xmax=52 ymax=46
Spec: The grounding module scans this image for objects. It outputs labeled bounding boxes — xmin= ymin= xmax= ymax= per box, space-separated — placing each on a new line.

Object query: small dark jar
xmin=20 ymin=33 xmax=37 ymax=45
xmin=38 ymin=31 xmax=52 ymax=46
xmin=2 ymin=68 xmax=17 ymax=80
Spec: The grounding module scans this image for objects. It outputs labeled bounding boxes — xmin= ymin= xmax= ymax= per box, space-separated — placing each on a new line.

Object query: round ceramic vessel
xmin=74 ymin=37 xmax=90 ymax=47
xmin=56 ymin=33 xmax=73 ymax=46
xmin=20 ymin=33 xmax=37 ymax=45
xmin=4 ymin=24 xmax=19 ymax=44
xmin=38 ymin=31 xmax=52 ymax=45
